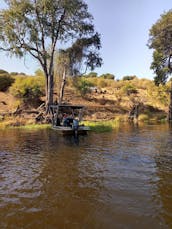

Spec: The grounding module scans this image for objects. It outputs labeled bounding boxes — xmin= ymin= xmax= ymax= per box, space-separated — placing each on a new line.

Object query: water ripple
xmin=0 ymin=125 xmax=172 ymax=228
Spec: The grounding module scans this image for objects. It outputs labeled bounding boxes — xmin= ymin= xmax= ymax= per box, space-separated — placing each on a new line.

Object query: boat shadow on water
xmin=62 ymin=132 xmax=91 ymax=145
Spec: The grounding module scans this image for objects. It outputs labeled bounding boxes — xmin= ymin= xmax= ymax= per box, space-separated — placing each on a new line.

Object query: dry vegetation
xmin=0 ymin=74 xmax=170 ymax=127
xmin=61 ymin=77 xmax=169 ymax=122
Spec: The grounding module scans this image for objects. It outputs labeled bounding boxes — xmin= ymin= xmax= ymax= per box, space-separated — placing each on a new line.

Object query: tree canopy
xmin=148 ymin=10 xmax=172 ymax=85
xmin=0 ymin=0 xmax=102 ymax=109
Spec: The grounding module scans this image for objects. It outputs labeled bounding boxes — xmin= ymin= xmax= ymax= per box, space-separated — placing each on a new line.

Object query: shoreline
xmin=0 ymin=115 xmax=167 ymax=132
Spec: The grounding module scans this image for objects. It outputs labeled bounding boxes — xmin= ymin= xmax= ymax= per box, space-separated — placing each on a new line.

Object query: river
xmin=0 ymin=123 xmax=172 ymax=228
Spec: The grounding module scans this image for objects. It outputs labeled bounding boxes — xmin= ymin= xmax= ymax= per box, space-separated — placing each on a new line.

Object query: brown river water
xmin=0 ymin=124 xmax=172 ymax=229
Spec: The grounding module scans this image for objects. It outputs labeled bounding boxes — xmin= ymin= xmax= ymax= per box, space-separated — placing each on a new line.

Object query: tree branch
xmin=49 ymin=9 xmax=66 ymax=76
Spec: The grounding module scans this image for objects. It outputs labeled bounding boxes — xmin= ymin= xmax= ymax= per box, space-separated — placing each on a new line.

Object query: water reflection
xmin=152 ymin=127 xmax=172 ymax=228
xmin=0 ymin=125 xmax=172 ymax=228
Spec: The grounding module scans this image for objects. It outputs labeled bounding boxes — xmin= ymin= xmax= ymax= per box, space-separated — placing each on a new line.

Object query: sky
xmin=0 ymin=0 xmax=172 ymax=79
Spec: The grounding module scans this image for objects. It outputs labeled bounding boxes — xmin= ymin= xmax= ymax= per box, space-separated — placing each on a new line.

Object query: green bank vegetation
xmin=82 ymin=119 xmax=121 ymax=132
xmin=1 ymin=1 xmax=172 ymax=131
xmin=0 ymin=70 xmax=171 ymax=130
xmin=15 ymin=124 xmax=51 ymax=130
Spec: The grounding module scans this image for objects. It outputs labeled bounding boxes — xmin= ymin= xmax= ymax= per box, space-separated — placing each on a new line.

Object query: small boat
xmin=52 ymin=125 xmax=90 ymax=136
xmin=50 ymin=104 xmax=90 ymax=136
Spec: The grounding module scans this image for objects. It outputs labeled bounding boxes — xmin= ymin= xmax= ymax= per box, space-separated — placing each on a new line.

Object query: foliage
xmin=0 ymin=0 xmax=102 ymax=107
xmin=73 ymin=77 xmax=94 ymax=96
xmin=17 ymin=124 xmax=51 ymax=130
xmin=10 ymin=72 xmax=19 ymax=76
xmin=131 ymin=78 xmax=154 ymax=90
xmin=148 ymin=10 xmax=172 ymax=84
xmin=56 ymin=34 xmax=102 ymax=77
xmin=138 ymin=114 xmax=149 ymax=122
xmin=85 ymin=72 xmax=98 ymax=78
xmin=35 ymin=69 xmax=45 ymax=77
xmin=122 ymin=75 xmax=136 ymax=81
xmin=10 ymin=76 xmax=45 ymax=103
xmin=10 ymin=72 xmax=26 ymax=76
xmin=147 ymin=84 xmax=169 ymax=106
xmin=122 ymin=84 xmax=138 ymax=95
xmin=0 ymin=73 xmax=15 ymax=91
xmin=99 ymin=73 xmax=115 ymax=80
xmin=83 ymin=121 xmax=113 ymax=132
xmin=82 ymin=119 xmax=121 ymax=132
xmin=97 ymin=78 xmax=108 ymax=88
xmin=84 ymin=76 xmax=116 ymax=89
xmin=0 ymin=69 xmax=9 ymax=74
xmin=150 ymin=50 xmax=170 ymax=85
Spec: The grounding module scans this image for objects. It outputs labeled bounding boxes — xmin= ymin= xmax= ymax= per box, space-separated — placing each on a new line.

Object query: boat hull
xmin=52 ymin=126 xmax=90 ymax=136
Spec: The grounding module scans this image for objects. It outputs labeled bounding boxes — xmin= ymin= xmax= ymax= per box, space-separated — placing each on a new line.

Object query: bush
xmin=35 ymin=69 xmax=45 ymax=77
xmin=122 ymin=75 xmax=136 ymax=81
xmin=0 ymin=69 xmax=9 ymax=74
xmin=97 ymin=78 xmax=108 ymax=88
xmin=0 ymin=73 xmax=15 ymax=91
xmin=10 ymin=76 xmax=45 ymax=104
xmin=10 ymin=72 xmax=19 ymax=76
xmin=73 ymin=77 xmax=94 ymax=96
xmin=85 ymin=72 xmax=98 ymax=78
xmin=122 ymin=84 xmax=138 ymax=95
xmin=100 ymin=73 xmax=115 ymax=80
xmin=138 ymin=114 xmax=149 ymax=122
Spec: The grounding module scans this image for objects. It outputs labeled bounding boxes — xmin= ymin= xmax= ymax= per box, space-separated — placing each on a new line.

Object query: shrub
xmin=10 ymin=72 xmax=19 ymax=76
xmin=35 ymin=69 xmax=45 ymax=77
xmin=85 ymin=72 xmax=98 ymax=78
xmin=0 ymin=73 xmax=15 ymax=91
xmin=138 ymin=114 xmax=149 ymax=122
xmin=122 ymin=84 xmax=138 ymax=95
xmin=122 ymin=75 xmax=136 ymax=81
xmin=85 ymin=77 xmax=98 ymax=86
xmin=0 ymin=69 xmax=9 ymax=74
xmin=97 ymin=78 xmax=108 ymax=88
xmin=10 ymin=76 xmax=45 ymax=104
xmin=99 ymin=73 xmax=115 ymax=80
xmin=132 ymin=78 xmax=154 ymax=90
xmin=73 ymin=77 xmax=94 ymax=96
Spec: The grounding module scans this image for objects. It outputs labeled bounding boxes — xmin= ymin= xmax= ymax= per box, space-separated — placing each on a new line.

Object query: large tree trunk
xmin=58 ymin=69 xmax=66 ymax=105
xmin=168 ymin=64 xmax=172 ymax=121
xmin=53 ymin=69 xmax=66 ymax=126
xmin=45 ymin=76 xmax=48 ymax=105
xmin=168 ymin=82 xmax=172 ymax=121
xmin=46 ymin=73 xmax=54 ymax=113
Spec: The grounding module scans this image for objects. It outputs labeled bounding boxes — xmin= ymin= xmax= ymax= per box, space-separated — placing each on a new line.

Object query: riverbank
xmin=0 ymin=76 xmax=169 ymax=129
xmin=0 ymin=115 xmax=167 ymax=132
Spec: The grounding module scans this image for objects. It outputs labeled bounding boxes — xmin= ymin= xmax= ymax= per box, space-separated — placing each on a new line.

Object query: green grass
xmin=12 ymin=124 xmax=51 ymax=130
xmin=82 ymin=120 xmax=120 ymax=132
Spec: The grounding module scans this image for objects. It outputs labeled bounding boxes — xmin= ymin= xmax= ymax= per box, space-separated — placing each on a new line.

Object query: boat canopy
xmin=50 ymin=104 xmax=85 ymax=126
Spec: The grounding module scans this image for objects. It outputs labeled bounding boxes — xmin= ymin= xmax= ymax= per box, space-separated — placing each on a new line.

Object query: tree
xmin=55 ymin=49 xmax=70 ymax=105
xmin=85 ymin=72 xmax=98 ymax=78
xmin=99 ymin=73 xmax=115 ymax=80
xmin=148 ymin=10 xmax=172 ymax=84
xmin=55 ymin=35 xmax=102 ymax=104
xmin=0 ymin=69 xmax=9 ymax=74
xmin=65 ymin=34 xmax=102 ymax=76
xmin=150 ymin=50 xmax=170 ymax=86
xmin=122 ymin=75 xmax=136 ymax=81
xmin=0 ymin=0 xmax=101 ymax=112
xmin=148 ymin=10 xmax=172 ymax=120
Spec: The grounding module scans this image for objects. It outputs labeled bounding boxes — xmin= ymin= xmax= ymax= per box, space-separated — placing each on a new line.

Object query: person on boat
xmin=63 ymin=114 xmax=73 ymax=127
xmin=63 ymin=113 xmax=68 ymax=126
xmin=55 ymin=117 xmax=61 ymax=126
xmin=55 ymin=114 xmax=62 ymax=126
xmin=72 ymin=117 xmax=79 ymax=130
xmin=67 ymin=114 xmax=74 ymax=127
